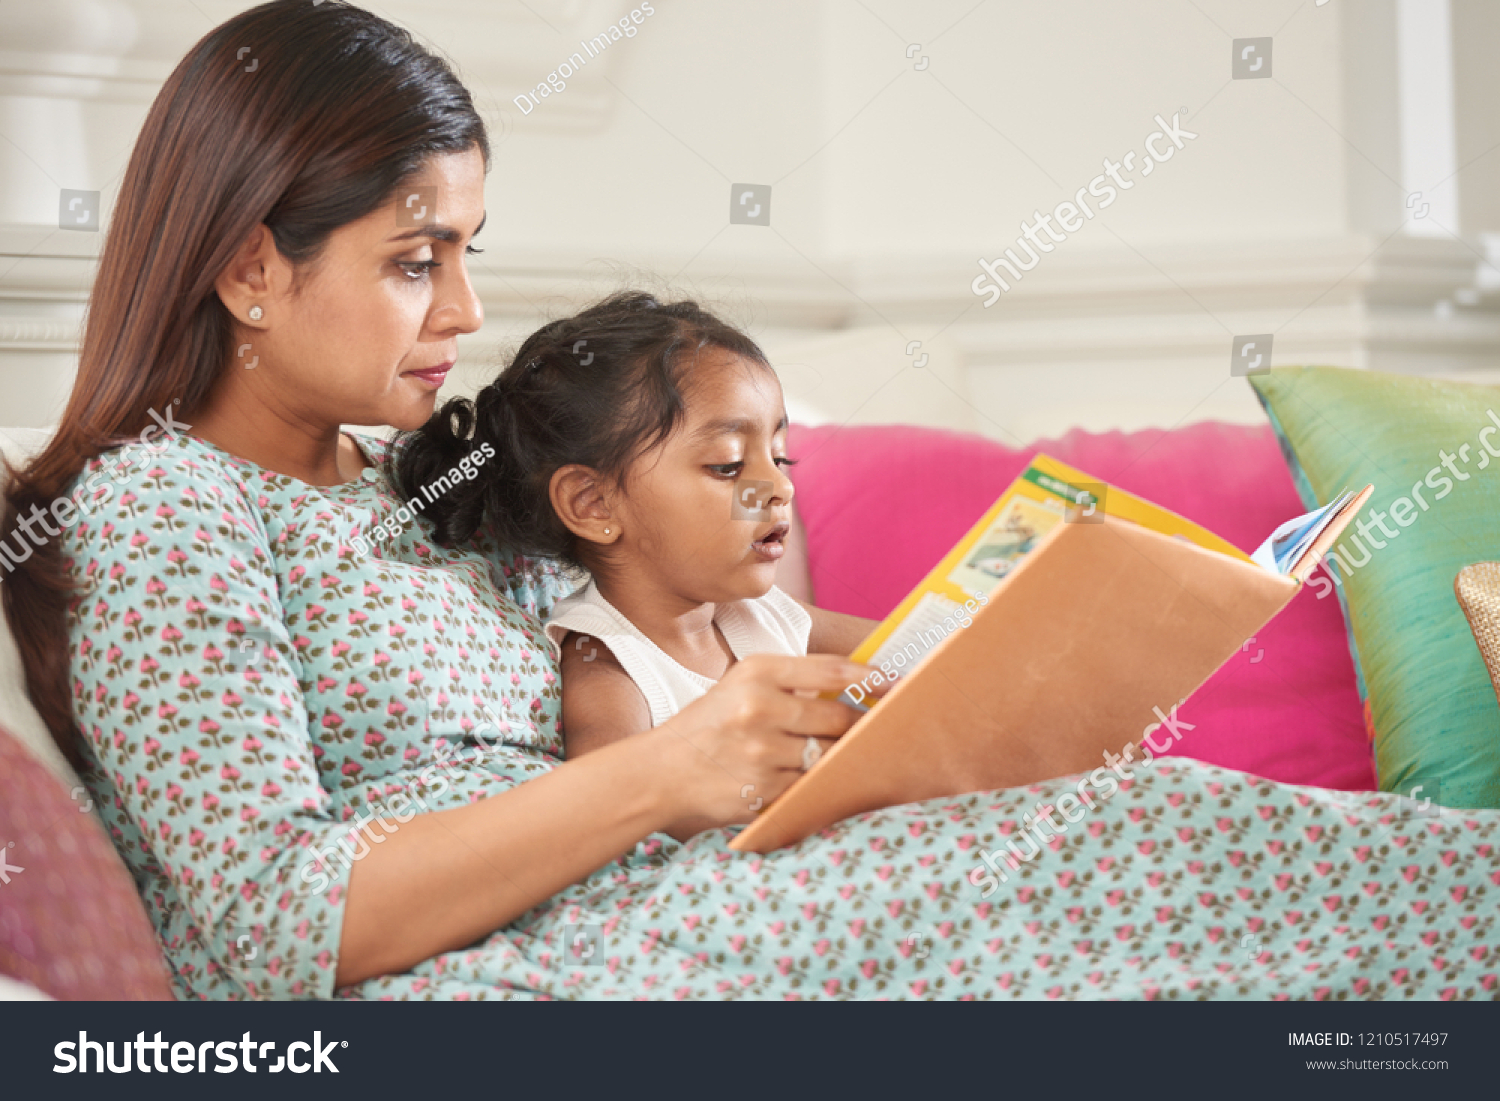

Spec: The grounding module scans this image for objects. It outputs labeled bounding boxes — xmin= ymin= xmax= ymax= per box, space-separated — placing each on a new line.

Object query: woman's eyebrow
xmin=390 ymin=211 xmax=487 ymax=244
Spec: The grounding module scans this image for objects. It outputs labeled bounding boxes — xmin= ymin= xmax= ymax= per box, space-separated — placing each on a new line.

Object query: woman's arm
xmin=335 ymin=652 xmax=868 ymax=987
xmin=337 ymin=725 xmax=667 ymax=985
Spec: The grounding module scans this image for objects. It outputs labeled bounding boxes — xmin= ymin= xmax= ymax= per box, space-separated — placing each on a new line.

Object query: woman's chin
xmin=383 ymin=396 xmax=442 ymax=432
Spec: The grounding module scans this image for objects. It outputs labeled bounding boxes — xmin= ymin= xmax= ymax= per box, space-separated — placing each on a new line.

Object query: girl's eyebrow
xmin=691 ymin=413 xmax=788 ymax=440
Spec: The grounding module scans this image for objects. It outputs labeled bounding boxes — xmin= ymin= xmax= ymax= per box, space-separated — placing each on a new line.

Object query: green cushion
xmin=1250 ymin=367 xmax=1500 ymax=808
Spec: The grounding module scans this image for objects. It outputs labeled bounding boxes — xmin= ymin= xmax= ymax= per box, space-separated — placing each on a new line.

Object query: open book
xmin=730 ymin=454 xmax=1372 ymax=853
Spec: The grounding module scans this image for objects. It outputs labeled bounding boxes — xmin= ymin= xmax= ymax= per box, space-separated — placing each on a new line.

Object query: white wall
xmin=3 ymin=0 xmax=1499 ymax=441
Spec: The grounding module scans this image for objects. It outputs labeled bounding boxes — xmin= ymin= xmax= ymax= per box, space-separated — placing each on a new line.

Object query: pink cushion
xmin=0 ymin=726 xmax=174 ymax=999
xmin=788 ymin=421 xmax=1375 ymax=792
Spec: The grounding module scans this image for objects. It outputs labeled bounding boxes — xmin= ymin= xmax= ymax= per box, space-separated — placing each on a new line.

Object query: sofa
xmin=0 ymin=427 xmax=179 ymax=999
xmin=0 ymin=414 xmax=1402 ymax=1000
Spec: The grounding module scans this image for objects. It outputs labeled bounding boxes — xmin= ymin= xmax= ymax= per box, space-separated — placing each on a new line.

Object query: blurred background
xmin=3 ymin=0 xmax=1500 ymax=444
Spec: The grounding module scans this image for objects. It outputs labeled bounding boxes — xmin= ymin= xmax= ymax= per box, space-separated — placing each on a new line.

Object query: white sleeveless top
xmin=543 ymin=579 xmax=812 ymax=728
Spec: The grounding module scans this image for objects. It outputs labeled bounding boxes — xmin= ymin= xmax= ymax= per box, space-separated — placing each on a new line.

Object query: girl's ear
xmin=549 ymin=464 xmax=618 ymax=545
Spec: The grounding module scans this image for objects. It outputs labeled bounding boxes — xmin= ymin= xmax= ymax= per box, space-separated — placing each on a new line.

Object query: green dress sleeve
xmin=65 ymin=443 xmax=351 ymax=998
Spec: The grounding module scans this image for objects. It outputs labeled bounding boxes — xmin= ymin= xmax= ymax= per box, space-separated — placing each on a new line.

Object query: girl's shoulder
xmin=720 ymin=585 xmax=812 ymax=658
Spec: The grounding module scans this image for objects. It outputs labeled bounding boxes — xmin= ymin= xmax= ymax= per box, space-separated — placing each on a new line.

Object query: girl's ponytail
xmin=387 ymin=393 xmax=486 ymax=546
xmin=466 ymin=370 xmax=565 ymax=553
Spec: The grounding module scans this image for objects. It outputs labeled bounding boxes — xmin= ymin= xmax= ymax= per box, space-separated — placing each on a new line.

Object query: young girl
xmin=392 ymin=291 xmax=875 ymax=766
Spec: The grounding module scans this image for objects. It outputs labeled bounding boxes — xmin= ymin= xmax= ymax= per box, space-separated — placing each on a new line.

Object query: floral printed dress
xmin=64 ymin=432 xmax=1500 ymax=1000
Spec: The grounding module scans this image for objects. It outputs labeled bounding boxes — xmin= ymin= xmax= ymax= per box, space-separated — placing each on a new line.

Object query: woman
xmin=5 ymin=0 xmax=1495 ymax=1000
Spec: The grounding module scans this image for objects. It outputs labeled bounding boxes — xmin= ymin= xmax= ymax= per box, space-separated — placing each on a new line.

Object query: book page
xmin=846 ymin=453 xmax=1246 ymax=672
xmin=1249 ymin=489 xmax=1353 ymax=574
xmin=867 ymin=590 xmax=967 ymax=669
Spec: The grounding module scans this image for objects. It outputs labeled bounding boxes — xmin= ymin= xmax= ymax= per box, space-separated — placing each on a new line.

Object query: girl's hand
xmin=643 ymin=653 xmax=871 ymax=832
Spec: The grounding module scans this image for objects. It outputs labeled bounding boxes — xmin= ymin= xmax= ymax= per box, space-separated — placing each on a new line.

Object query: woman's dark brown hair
xmin=1 ymin=0 xmax=489 ymax=764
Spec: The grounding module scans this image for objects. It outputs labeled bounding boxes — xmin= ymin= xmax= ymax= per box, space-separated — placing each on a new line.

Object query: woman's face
xmin=220 ymin=147 xmax=487 ymax=433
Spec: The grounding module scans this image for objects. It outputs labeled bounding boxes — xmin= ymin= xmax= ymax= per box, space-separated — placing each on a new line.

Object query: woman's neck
xmin=190 ymin=391 xmax=368 ymax=486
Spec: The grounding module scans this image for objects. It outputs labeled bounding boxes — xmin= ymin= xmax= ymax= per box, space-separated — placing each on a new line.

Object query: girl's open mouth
xmin=751 ymin=520 xmax=789 ymax=560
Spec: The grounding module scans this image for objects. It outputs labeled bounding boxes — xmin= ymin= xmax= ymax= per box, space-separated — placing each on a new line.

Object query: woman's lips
xmin=405 ymin=363 xmax=452 ymax=388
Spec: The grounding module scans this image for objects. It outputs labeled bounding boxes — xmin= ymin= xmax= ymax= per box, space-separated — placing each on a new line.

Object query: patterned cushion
xmin=0 ymin=725 xmax=173 ymax=999
xmin=1457 ymin=563 xmax=1500 ymax=707
xmin=0 ymin=427 xmax=81 ymax=792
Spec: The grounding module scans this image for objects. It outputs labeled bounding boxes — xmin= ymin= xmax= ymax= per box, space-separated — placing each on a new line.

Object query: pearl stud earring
xmin=248 ymin=305 xmax=264 ymax=321
xmin=603 ymin=528 xmax=611 ymax=535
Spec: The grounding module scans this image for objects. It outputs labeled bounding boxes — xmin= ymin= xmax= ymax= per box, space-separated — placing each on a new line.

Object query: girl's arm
xmin=557 ymin=633 xmax=755 ymax=842
xmin=559 ymin=630 xmax=651 ymax=758
xmin=801 ymin=601 xmax=880 ymax=657
xmin=780 ymin=503 xmax=878 ymax=655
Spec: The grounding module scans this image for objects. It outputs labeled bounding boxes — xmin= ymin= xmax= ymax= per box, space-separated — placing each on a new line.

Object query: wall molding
xmin=5 ymin=226 xmax=1498 ymax=358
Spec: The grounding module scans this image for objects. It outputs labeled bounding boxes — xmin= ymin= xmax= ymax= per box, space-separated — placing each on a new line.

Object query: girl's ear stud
xmin=603 ymin=527 xmax=611 ymax=535
xmin=248 ymin=305 xmax=264 ymax=321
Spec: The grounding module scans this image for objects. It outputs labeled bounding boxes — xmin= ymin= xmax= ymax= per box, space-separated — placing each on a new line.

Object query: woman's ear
xmin=549 ymin=465 xmax=618 ymax=545
xmin=213 ymin=223 xmax=280 ymax=326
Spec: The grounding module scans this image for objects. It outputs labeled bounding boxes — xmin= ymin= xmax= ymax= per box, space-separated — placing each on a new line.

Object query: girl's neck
xmin=592 ymin=568 xmax=732 ymax=676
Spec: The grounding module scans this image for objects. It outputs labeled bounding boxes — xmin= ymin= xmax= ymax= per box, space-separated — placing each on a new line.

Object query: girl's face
xmin=610 ymin=350 xmax=795 ymax=605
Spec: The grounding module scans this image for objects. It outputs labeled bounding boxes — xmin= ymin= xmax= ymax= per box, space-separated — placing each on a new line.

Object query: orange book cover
xmin=730 ymin=461 xmax=1370 ymax=854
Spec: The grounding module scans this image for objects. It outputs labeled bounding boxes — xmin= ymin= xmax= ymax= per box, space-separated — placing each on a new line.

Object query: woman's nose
xmin=434 ymin=265 xmax=483 ymax=335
